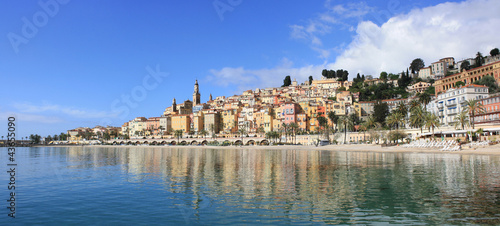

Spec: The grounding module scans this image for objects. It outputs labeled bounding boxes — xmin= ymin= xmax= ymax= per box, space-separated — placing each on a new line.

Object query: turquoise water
xmin=2 ymin=147 xmax=500 ymax=225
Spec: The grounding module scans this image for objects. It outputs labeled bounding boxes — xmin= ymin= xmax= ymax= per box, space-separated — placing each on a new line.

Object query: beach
xmin=44 ymin=143 xmax=500 ymax=156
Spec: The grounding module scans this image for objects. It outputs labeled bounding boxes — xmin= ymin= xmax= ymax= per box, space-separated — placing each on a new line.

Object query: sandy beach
xmin=39 ymin=143 xmax=500 ymax=156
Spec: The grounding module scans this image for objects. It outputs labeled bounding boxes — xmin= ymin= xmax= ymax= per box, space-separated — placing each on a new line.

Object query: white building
xmin=427 ymin=84 xmax=489 ymax=126
xmin=431 ymin=60 xmax=448 ymax=79
xmin=418 ymin=67 xmax=432 ymax=80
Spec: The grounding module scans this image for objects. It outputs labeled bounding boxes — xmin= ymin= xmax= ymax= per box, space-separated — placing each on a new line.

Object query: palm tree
xmin=463 ymin=99 xmax=485 ymax=130
xmin=424 ymin=112 xmax=440 ymax=140
xmin=257 ymin=126 xmax=265 ymax=138
xmin=337 ymin=115 xmax=353 ymax=144
xmin=410 ymin=105 xmax=426 ymax=134
xmin=238 ymin=128 xmax=247 ymax=145
xmin=453 ymin=111 xmax=469 ymax=130
xmin=199 ymin=129 xmax=208 ymax=139
xmin=365 ymin=115 xmax=377 ymax=130
xmin=396 ymin=101 xmax=408 ymax=117
xmin=327 ymin=111 xmax=339 ymax=131
xmin=358 ymin=123 xmax=368 ymax=142
xmin=418 ymin=92 xmax=431 ymax=111
xmin=409 ymin=99 xmax=420 ymax=112
xmin=174 ymin=130 xmax=183 ymax=143
xmin=386 ymin=112 xmax=405 ymax=130
xmin=289 ymin=122 xmax=299 ymax=144
xmin=281 ymin=123 xmax=289 ymax=143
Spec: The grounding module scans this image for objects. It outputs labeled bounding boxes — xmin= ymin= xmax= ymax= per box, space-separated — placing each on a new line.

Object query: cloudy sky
xmin=1 ymin=0 xmax=499 ymax=138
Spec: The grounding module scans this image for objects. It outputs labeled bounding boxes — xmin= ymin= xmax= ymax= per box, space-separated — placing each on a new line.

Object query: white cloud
xmin=333 ymin=0 xmax=500 ymax=76
xmin=210 ymin=0 xmax=500 ymax=92
xmin=0 ymin=111 xmax=63 ymax=124
xmin=289 ymin=1 xmax=374 ymax=59
xmin=207 ymin=58 xmax=333 ymax=93
xmin=12 ymin=102 xmax=118 ymax=119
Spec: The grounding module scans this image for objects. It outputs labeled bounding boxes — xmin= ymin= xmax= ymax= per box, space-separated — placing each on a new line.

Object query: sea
xmin=2 ymin=146 xmax=500 ymax=225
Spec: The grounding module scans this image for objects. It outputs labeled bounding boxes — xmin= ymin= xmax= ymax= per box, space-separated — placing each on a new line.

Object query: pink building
xmin=280 ymin=102 xmax=299 ymax=124
xmin=146 ymin=117 xmax=160 ymax=135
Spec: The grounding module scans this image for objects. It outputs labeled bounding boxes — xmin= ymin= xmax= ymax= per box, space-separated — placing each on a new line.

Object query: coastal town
xmin=45 ymin=50 xmax=500 ymax=147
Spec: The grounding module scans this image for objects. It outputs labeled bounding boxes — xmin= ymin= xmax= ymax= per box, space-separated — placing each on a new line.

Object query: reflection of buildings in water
xmin=62 ymin=146 xmax=500 ymax=221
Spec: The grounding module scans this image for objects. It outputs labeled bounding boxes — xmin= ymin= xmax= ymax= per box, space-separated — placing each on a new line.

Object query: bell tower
xmin=172 ymin=98 xmax=177 ymax=113
xmin=193 ymin=80 xmax=201 ymax=105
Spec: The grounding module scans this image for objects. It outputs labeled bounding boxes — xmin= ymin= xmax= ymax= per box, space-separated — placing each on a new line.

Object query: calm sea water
xmin=2 ymin=146 xmax=500 ymax=225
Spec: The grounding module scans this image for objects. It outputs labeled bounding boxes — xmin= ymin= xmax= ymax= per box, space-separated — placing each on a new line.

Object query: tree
xmin=337 ymin=115 xmax=353 ymax=144
xmin=257 ymin=126 xmax=265 ymax=137
xmin=455 ymin=81 xmax=466 ymax=87
xmin=338 ymin=86 xmax=346 ymax=92
xmin=308 ymin=76 xmax=313 ymax=85
xmin=395 ymin=102 xmax=408 ymax=119
xmin=386 ymin=112 xmax=404 ymax=130
xmin=282 ymin=75 xmax=292 ymax=87
xmin=174 ymin=130 xmax=183 ymax=143
xmin=410 ymin=58 xmax=425 ymax=74
xmin=29 ymin=134 xmax=41 ymax=144
xmin=373 ymin=101 xmax=389 ymax=126
xmin=474 ymin=75 xmax=499 ymax=93
xmin=289 ymin=122 xmax=299 ymax=144
xmin=460 ymin=61 xmax=470 ymax=71
xmin=103 ymin=132 xmax=111 ymax=140
xmin=238 ymin=128 xmax=247 ymax=145
xmin=358 ymin=123 xmax=368 ymax=142
xmin=410 ymin=105 xmax=426 ymax=134
xmin=490 ymin=48 xmax=499 ymax=57
xmin=453 ymin=111 xmax=469 ymax=130
xmin=380 ymin=71 xmax=388 ymax=81
xmin=409 ymin=99 xmax=420 ymax=112
xmin=475 ymin=52 xmax=485 ymax=68
xmin=463 ymin=99 xmax=485 ymax=130
xmin=317 ymin=116 xmax=328 ymax=139
xmin=418 ymin=92 xmax=431 ymax=111
xmin=424 ymin=112 xmax=440 ymax=140
xmin=199 ymin=129 xmax=208 ymax=139
xmin=387 ymin=130 xmax=407 ymax=144
xmin=327 ymin=111 xmax=339 ymax=131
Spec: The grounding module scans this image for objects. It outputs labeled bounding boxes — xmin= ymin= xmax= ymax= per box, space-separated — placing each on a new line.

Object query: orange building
xmin=435 ymin=60 xmax=500 ymax=94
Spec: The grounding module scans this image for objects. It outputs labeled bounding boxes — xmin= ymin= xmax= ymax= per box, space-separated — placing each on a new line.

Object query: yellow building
xmin=171 ymin=114 xmax=191 ymax=134
xmin=222 ymin=109 xmax=239 ymax=134
xmin=193 ymin=112 xmax=204 ymax=135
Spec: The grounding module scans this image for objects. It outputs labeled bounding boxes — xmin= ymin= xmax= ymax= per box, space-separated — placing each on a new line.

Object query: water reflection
xmin=53 ymin=147 xmax=500 ymax=224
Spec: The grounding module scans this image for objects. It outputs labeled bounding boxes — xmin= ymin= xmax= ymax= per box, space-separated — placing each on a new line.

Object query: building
xmin=475 ymin=94 xmax=500 ymax=125
xmin=171 ymin=114 xmax=191 ymax=135
xmin=435 ymin=60 xmax=500 ymax=94
xmin=193 ymin=80 xmax=201 ymax=105
xmin=418 ymin=67 xmax=432 ymax=80
xmin=159 ymin=116 xmax=171 ymax=136
xmin=407 ymin=82 xmax=431 ymax=94
xmin=431 ymin=59 xmax=449 ymax=79
xmin=193 ymin=112 xmax=204 ymax=135
xmin=204 ymin=112 xmax=221 ymax=136
xmin=281 ymin=102 xmax=298 ymax=125
xmin=428 ymin=84 xmax=489 ymax=126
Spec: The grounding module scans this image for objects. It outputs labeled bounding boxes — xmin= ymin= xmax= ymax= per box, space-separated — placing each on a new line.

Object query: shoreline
xmin=29 ymin=143 xmax=500 ymax=156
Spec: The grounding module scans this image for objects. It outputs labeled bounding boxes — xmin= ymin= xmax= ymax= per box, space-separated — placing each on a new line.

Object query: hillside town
xmin=62 ymin=50 xmax=500 ymax=145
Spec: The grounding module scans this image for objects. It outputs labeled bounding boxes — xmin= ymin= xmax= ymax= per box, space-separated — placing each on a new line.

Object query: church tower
xmin=193 ymin=80 xmax=201 ymax=105
xmin=209 ymin=93 xmax=213 ymax=101
xmin=172 ymin=98 xmax=177 ymax=113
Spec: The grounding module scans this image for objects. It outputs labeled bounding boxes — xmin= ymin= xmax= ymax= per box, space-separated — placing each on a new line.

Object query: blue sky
xmin=1 ymin=0 xmax=499 ymax=138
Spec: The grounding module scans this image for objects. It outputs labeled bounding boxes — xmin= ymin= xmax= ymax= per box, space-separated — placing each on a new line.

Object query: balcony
xmin=437 ymin=103 xmax=443 ymax=108
xmin=446 ymin=100 xmax=457 ymax=106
